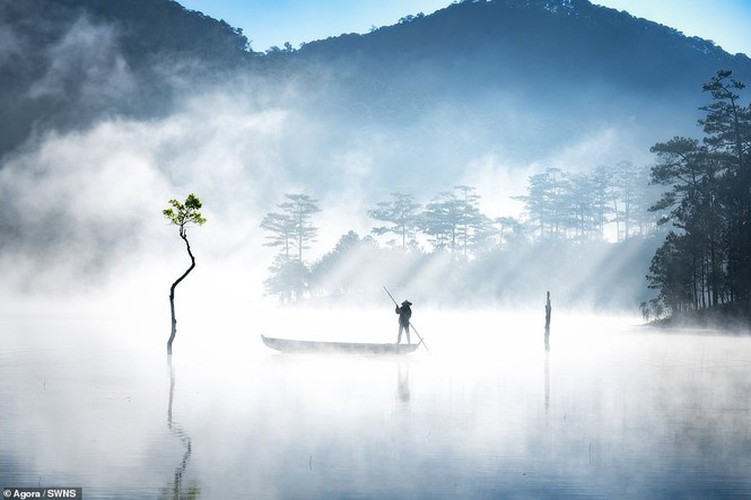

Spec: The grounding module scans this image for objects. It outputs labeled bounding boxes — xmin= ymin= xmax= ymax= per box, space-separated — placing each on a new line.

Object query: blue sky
xmin=178 ymin=0 xmax=751 ymax=56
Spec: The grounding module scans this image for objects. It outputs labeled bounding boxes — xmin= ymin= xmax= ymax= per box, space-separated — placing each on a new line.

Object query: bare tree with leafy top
xmin=163 ymin=194 xmax=206 ymax=355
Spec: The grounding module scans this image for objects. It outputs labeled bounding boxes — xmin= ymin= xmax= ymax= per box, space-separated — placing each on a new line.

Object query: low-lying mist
xmin=0 ymin=13 xmax=674 ymax=317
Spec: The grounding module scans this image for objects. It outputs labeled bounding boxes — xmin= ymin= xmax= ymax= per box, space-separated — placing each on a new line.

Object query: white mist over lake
xmin=1 ymin=308 xmax=750 ymax=498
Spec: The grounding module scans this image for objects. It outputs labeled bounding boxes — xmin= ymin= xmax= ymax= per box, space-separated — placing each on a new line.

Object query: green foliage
xmin=162 ymin=193 xmax=207 ymax=231
xmin=163 ymin=193 xmax=206 ymax=355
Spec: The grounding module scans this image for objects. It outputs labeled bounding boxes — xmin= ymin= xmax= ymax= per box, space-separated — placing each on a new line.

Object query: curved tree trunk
xmin=168 ymin=228 xmax=196 ymax=355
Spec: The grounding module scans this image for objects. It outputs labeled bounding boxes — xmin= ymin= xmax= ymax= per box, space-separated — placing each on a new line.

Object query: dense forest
xmin=647 ymin=70 xmax=751 ymax=317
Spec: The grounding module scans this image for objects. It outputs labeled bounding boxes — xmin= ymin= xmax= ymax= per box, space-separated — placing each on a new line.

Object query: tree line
xmin=646 ymin=70 xmax=751 ymax=316
xmin=259 ymin=161 xmax=658 ymax=302
xmin=514 ymin=163 xmax=656 ymax=242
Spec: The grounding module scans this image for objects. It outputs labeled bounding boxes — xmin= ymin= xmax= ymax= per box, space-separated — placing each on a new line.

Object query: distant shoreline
xmin=649 ymin=300 xmax=751 ymax=333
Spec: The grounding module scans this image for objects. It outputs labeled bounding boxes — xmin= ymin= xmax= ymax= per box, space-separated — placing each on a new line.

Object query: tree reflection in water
xmin=162 ymin=357 xmax=200 ymax=500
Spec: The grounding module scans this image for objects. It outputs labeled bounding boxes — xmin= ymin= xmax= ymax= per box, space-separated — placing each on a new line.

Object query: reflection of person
xmin=398 ymin=362 xmax=410 ymax=403
xmin=395 ymin=300 xmax=412 ymax=344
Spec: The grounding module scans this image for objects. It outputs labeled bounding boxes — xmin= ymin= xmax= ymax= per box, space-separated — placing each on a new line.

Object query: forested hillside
xmin=289 ymin=0 xmax=751 ymax=168
xmin=0 ymin=0 xmax=253 ymax=158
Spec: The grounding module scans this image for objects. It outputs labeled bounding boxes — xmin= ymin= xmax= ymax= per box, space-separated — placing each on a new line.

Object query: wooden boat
xmin=261 ymin=335 xmax=421 ymax=354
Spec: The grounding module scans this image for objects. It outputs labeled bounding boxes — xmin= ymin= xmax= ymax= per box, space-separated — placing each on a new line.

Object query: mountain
xmin=0 ymin=0 xmax=254 ymax=158
xmin=284 ymin=0 xmax=751 ymax=173
xmin=298 ymin=0 xmax=751 ymax=93
xmin=3 ymin=0 xmax=750 ymax=166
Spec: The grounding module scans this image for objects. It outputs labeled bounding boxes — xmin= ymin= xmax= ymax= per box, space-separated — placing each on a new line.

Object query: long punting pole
xmin=383 ymin=285 xmax=430 ymax=353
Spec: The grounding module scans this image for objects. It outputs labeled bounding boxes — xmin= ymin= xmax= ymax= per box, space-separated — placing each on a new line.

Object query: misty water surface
xmin=1 ymin=309 xmax=750 ymax=499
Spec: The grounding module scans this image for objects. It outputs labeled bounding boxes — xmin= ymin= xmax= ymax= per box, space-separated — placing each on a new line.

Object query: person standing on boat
xmin=395 ymin=300 xmax=412 ymax=344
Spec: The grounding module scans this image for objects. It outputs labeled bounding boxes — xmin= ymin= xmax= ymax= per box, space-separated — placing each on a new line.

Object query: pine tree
xmin=368 ymin=192 xmax=421 ymax=249
xmin=261 ymin=194 xmax=321 ymax=263
xmin=260 ymin=193 xmax=320 ymax=301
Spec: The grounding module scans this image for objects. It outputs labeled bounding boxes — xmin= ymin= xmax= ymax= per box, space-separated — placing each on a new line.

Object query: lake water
xmin=1 ymin=308 xmax=750 ymax=499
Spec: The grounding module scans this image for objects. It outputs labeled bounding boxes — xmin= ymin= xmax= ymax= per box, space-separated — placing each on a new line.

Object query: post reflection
xmin=163 ymin=357 xmax=199 ymax=500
